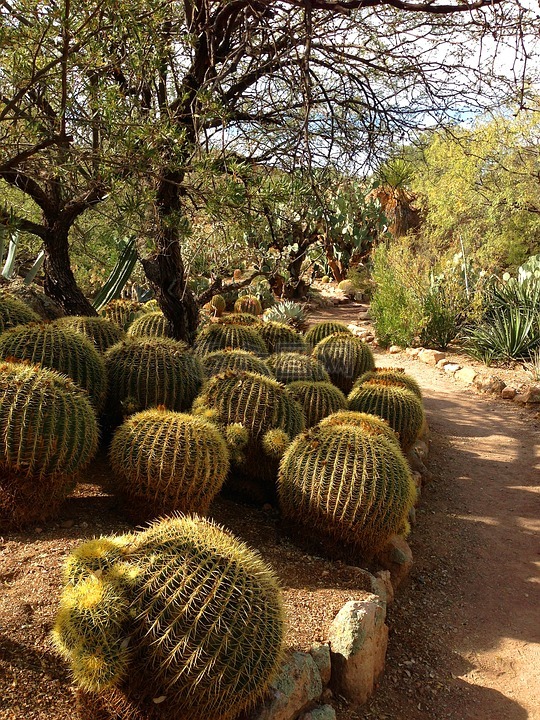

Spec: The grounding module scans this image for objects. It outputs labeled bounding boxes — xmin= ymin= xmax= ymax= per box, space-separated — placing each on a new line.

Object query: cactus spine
xmin=304 ymin=321 xmax=352 ymax=350
xmin=214 ymin=312 xmax=261 ymax=326
xmin=287 ymin=381 xmax=347 ymax=428
xmin=312 ymin=332 xmax=375 ymax=393
xmin=259 ymin=321 xmax=307 ymax=355
xmin=194 ymin=323 xmax=268 ymax=357
xmin=100 ymin=299 xmax=144 ymax=331
xmin=202 ymin=349 xmax=273 ymax=378
xmin=356 ymin=369 xmax=422 ymax=398
xmin=0 ymin=292 xmax=40 ymax=331
xmin=319 ymin=410 xmax=400 ymax=446
xmin=56 ymin=316 xmax=125 ymax=354
xmin=234 ymin=295 xmax=263 ymax=315
xmin=266 ymin=352 xmax=330 ymax=385
xmin=127 ymin=311 xmax=170 ymax=339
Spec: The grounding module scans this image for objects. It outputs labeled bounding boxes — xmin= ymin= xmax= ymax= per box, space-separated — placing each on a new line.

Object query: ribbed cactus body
xmin=202 ymin=349 xmax=273 ymax=378
xmin=214 ymin=312 xmax=261 ymax=326
xmin=304 ymin=321 xmax=352 ymax=349
xmin=259 ymin=322 xmax=306 ymax=355
xmin=0 ymin=323 xmax=107 ymax=410
xmin=100 ymin=299 xmax=144 ymax=330
xmin=319 ymin=410 xmax=399 ymax=446
xmin=356 ymin=369 xmax=422 ymax=398
xmin=278 ymin=424 xmax=416 ymax=556
xmin=312 ymin=332 xmax=375 ymax=393
xmin=234 ymin=295 xmax=263 ymax=315
xmin=0 ymin=361 xmax=98 ymax=527
xmin=266 ymin=352 xmax=330 ymax=385
xmin=195 ymin=323 xmax=267 ymax=357
xmin=209 ymin=294 xmax=226 ymax=316
xmin=110 ymin=409 xmax=229 ymax=518
xmin=105 ymin=337 xmax=203 ymax=419
xmin=127 ymin=311 xmax=170 ymax=339
xmin=0 ymin=293 xmax=40 ymax=331
xmin=287 ymin=381 xmax=347 ymax=428
xmin=56 ymin=316 xmax=125 ymax=354
xmin=55 ymin=516 xmax=284 ymax=720
xmin=348 ymin=383 xmax=425 ymax=450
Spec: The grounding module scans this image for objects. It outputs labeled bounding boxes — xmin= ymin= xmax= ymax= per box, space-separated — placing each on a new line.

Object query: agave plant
xmin=466 ymin=308 xmax=540 ymax=364
xmin=262 ymin=300 xmax=307 ymax=331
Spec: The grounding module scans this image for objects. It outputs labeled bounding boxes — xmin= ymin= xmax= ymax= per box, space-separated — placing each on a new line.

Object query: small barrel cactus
xmin=104 ymin=337 xmax=204 ymax=419
xmin=337 ymin=279 xmax=356 ymax=296
xmin=56 ymin=316 xmax=125 ymax=354
xmin=356 ymin=369 xmax=422 ymax=398
xmin=0 ymin=293 xmax=40 ymax=332
xmin=100 ymin=299 xmax=144 ymax=330
xmin=0 ymin=323 xmax=107 ymax=410
xmin=194 ymin=323 xmax=268 ymax=357
xmin=208 ymin=294 xmax=226 ymax=316
xmin=127 ymin=311 xmax=170 ymax=339
xmin=287 ymin=381 xmax=347 ymax=428
xmin=214 ymin=312 xmax=261 ymax=326
xmin=0 ymin=360 xmax=98 ymax=528
xmin=278 ymin=424 xmax=416 ymax=557
xmin=259 ymin=321 xmax=307 ymax=355
xmin=348 ymin=382 xmax=425 ymax=451
xmin=320 ymin=275 xmax=331 ymax=283
xmin=54 ymin=516 xmax=285 ymax=720
xmin=319 ymin=410 xmax=399 ymax=446
xmin=266 ymin=352 xmax=330 ymax=385
xmin=202 ymin=349 xmax=273 ymax=378
xmin=312 ymin=332 xmax=375 ymax=393
xmin=304 ymin=321 xmax=352 ymax=350
xmin=109 ymin=409 xmax=229 ymax=519
xmin=234 ymin=295 xmax=262 ymax=315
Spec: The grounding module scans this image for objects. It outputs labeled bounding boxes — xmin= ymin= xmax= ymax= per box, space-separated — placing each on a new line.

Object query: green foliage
xmin=0 ymin=323 xmax=107 ymax=411
xmin=304 ymin=321 xmax=352 ymax=350
xmin=312 ymin=333 xmax=375 ymax=393
xmin=0 ymin=293 xmax=40 ymax=331
xmin=266 ymin=352 xmax=330 ymax=385
xmin=0 ymin=360 xmax=98 ymax=527
xmin=195 ymin=323 xmax=268 ymax=357
xmin=259 ymin=322 xmax=307 ymax=355
xmin=127 ymin=311 xmax=170 ymax=339
xmin=286 ymin=381 xmax=347 ymax=428
xmin=262 ymin=301 xmax=307 ymax=331
xmin=109 ymin=408 xmax=229 ymax=518
xmin=234 ymin=295 xmax=263 ymax=315
xmin=278 ymin=424 xmax=416 ymax=556
xmin=202 ymin=349 xmax=273 ymax=378
xmin=54 ymin=516 xmax=284 ymax=719
xmin=56 ymin=316 xmax=125 ymax=354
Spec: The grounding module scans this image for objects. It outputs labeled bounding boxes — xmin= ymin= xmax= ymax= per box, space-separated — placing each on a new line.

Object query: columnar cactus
xmin=312 ymin=332 xmax=375 ymax=393
xmin=266 ymin=352 xmax=330 ymax=385
xmin=100 ymin=299 xmax=144 ymax=330
xmin=0 ymin=323 xmax=107 ymax=410
xmin=0 ymin=360 xmax=98 ymax=527
xmin=54 ymin=516 xmax=285 ymax=720
xmin=109 ymin=409 xmax=229 ymax=519
xmin=56 ymin=316 xmax=125 ymax=354
xmin=0 ymin=293 xmax=40 ymax=331
xmin=202 ymin=349 xmax=273 ymax=378
xmin=234 ymin=295 xmax=263 ymax=315
xmin=278 ymin=424 xmax=416 ymax=557
xmin=304 ymin=321 xmax=352 ymax=350
xmin=356 ymin=369 xmax=422 ymax=398
xmin=259 ymin=321 xmax=307 ymax=355
xmin=287 ymin=381 xmax=347 ymax=428
xmin=319 ymin=410 xmax=400 ymax=446
xmin=195 ymin=323 xmax=268 ymax=357
xmin=104 ymin=337 xmax=204 ymax=419
xmin=127 ymin=311 xmax=170 ymax=339
xmin=348 ymin=382 xmax=425 ymax=450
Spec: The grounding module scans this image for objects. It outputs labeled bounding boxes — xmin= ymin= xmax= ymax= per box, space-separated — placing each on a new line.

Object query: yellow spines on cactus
xmin=202 ymin=349 xmax=273 ymax=378
xmin=100 ymin=299 xmax=144 ymax=330
xmin=266 ymin=352 xmax=330 ymax=385
xmin=214 ymin=312 xmax=261 ymax=326
xmin=195 ymin=323 xmax=267 ymax=357
xmin=0 ymin=292 xmax=40 ymax=331
xmin=304 ymin=321 xmax=352 ymax=350
xmin=312 ymin=332 xmax=375 ymax=393
xmin=319 ymin=410 xmax=400 ymax=446
xmin=127 ymin=311 xmax=170 ymax=339
xmin=277 ymin=424 xmax=416 ymax=557
xmin=262 ymin=428 xmax=290 ymax=458
xmin=234 ymin=295 xmax=263 ymax=315
xmin=259 ymin=321 xmax=307 ymax=355
xmin=356 ymin=369 xmax=422 ymax=398
xmin=109 ymin=409 xmax=230 ymax=519
xmin=56 ymin=316 xmax=125 ymax=354
xmin=209 ymin=294 xmax=226 ymax=316
xmin=287 ymin=381 xmax=347 ymax=428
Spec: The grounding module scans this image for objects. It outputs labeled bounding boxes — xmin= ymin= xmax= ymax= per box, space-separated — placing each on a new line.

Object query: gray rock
xmin=375 ymin=535 xmax=413 ymax=589
xmin=310 ymin=644 xmax=331 ymax=686
xmin=371 ymin=569 xmax=394 ymax=605
xmin=299 ymin=705 xmax=336 ymax=720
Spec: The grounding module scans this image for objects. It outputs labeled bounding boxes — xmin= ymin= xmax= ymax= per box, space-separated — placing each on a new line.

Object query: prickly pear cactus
xmin=234 ymin=295 xmax=262 ymax=315
xmin=356 ymin=369 xmax=422 ymax=398
xmin=100 ymin=299 xmax=144 ymax=330
xmin=266 ymin=352 xmax=330 ymax=385
xmin=56 ymin=316 xmax=125 ymax=354
xmin=194 ymin=323 xmax=267 ymax=357
xmin=348 ymin=383 xmax=424 ymax=450
xmin=54 ymin=516 xmax=285 ymax=720
xmin=304 ymin=321 xmax=352 ymax=350
xmin=0 ymin=323 xmax=107 ymax=410
xmin=127 ymin=311 xmax=170 ymax=339
xmin=312 ymin=332 xmax=375 ymax=393
xmin=109 ymin=409 xmax=230 ymax=518
xmin=259 ymin=322 xmax=307 ymax=355
xmin=0 ymin=360 xmax=98 ymax=528
xmin=0 ymin=293 xmax=40 ymax=332
xmin=287 ymin=381 xmax=347 ymax=428
xmin=278 ymin=424 xmax=416 ymax=557
xmin=202 ymin=349 xmax=273 ymax=379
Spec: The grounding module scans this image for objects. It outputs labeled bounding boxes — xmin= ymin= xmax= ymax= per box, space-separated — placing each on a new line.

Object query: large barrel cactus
xmin=304 ymin=321 xmax=352 ymax=350
xmin=278 ymin=424 xmax=416 ymax=557
xmin=319 ymin=410 xmax=400 ymax=446
xmin=0 ymin=323 xmax=107 ymax=411
xmin=266 ymin=352 xmax=330 ymax=385
xmin=0 ymin=293 xmax=40 ymax=332
xmin=56 ymin=316 xmax=125 ymax=354
xmin=54 ymin=516 xmax=284 ymax=720
xmin=348 ymin=382 xmax=425 ymax=450
xmin=127 ymin=311 xmax=170 ymax=339
xmin=104 ymin=337 xmax=204 ymax=419
xmin=356 ymin=369 xmax=422 ymax=398
xmin=312 ymin=332 xmax=375 ymax=393
xmin=287 ymin=381 xmax=347 ymax=428
xmin=194 ymin=323 xmax=267 ymax=357
xmin=109 ymin=409 xmax=230 ymax=519
xmin=214 ymin=313 xmax=261 ymax=326
xmin=0 ymin=360 xmax=98 ymax=528
xmin=259 ymin=322 xmax=306 ymax=355
xmin=100 ymin=299 xmax=144 ymax=330
xmin=234 ymin=295 xmax=262 ymax=315
xmin=202 ymin=349 xmax=273 ymax=379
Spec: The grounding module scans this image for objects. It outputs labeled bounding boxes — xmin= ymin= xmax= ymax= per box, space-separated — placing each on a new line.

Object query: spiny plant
xmin=304 ymin=321 xmax=352 ymax=350
xmin=54 ymin=516 xmax=285 ymax=720
xmin=202 ymin=349 xmax=273 ymax=379
xmin=348 ymin=382 xmax=425 ymax=451
xmin=104 ymin=337 xmax=203 ymax=420
xmin=287 ymin=381 xmax=347 ymax=428
xmin=355 ymin=369 xmax=422 ymax=398
xmin=234 ymin=295 xmax=263 ymax=315
xmin=0 ymin=360 xmax=98 ymax=528
xmin=278 ymin=424 xmax=416 ymax=557
xmin=319 ymin=410 xmax=399 ymax=446
xmin=100 ymin=299 xmax=145 ymax=331
xmin=109 ymin=409 xmax=229 ymax=519
xmin=208 ymin=294 xmax=226 ymax=316
xmin=312 ymin=332 xmax=375 ymax=393
xmin=56 ymin=316 xmax=125 ymax=354
xmin=127 ymin=311 xmax=170 ymax=339
xmin=194 ymin=323 xmax=268 ymax=357
xmin=262 ymin=300 xmax=307 ymax=331
xmin=259 ymin=321 xmax=307 ymax=355
xmin=337 ymin=279 xmax=357 ymax=296
xmin=266 ymin=352 xmax=330 ymax=385
xmin=214 ymin=313 xmax=261 ymax=326
xmin=0 ymin=292 xmax=40 ymax=332
xmin=0 ymin=323 xmax=107 ymax=411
